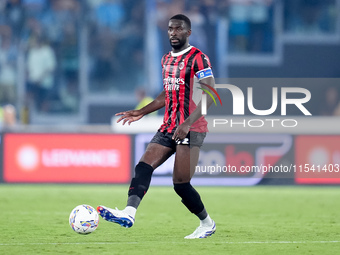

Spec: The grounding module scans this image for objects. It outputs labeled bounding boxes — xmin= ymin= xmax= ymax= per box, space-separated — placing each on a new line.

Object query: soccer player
xmin=97 ymin=14 xmax=216 ymax=239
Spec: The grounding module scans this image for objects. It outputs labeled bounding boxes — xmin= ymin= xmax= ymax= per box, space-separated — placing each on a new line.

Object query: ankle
xmin=123 ymin=206 xmax=137 ymax=218
xmin=200 ymin=215 xmax=213 ymax=227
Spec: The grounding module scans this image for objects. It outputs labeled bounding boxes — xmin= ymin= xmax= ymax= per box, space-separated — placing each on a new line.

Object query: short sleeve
xmin=193 ymin=53 xmax=214 ymax=80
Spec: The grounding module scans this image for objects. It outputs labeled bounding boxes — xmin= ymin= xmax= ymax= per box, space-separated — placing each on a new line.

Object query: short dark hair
xmin=170 ymin=14 xmax=191 ymax=29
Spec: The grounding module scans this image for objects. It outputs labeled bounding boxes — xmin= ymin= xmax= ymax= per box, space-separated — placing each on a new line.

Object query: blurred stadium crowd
xmin=0 ymin=0 xmax=338 ymax=126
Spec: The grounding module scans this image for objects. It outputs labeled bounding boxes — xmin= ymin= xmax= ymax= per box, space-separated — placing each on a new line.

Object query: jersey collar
xmin=171 ymin=45 xmax=193 ymax=57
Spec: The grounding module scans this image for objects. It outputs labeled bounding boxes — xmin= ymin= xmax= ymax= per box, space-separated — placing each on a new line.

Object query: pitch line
xmin=225 ymin=241 xmax=340 ymax=244
xmin=0 ymin=240 xmax=339 ymax=246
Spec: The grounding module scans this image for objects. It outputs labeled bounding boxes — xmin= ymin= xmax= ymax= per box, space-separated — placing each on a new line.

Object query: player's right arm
xmin=116 ymin=90 xmax=165 ymax=125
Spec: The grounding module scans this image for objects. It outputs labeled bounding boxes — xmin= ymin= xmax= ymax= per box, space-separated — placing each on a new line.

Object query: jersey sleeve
xmin=193 ymin=53 xmax=214 ymax=80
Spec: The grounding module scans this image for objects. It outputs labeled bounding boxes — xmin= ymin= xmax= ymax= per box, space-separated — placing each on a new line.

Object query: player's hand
xmin=172 ymin=122 xmax=190 ymax=141
xmin=115 ymin=110 xmax=144 ymax=125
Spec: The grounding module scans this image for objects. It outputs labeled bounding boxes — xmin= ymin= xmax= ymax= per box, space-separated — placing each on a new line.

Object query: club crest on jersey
xmin=179 ymin=61 xmax=185 ymax=70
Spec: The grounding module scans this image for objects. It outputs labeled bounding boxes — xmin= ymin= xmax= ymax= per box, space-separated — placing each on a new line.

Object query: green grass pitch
xmin=0 ymin=184 xmax=339 ymax=255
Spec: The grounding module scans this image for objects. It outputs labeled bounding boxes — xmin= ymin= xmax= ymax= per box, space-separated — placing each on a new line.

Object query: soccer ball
xmin=69 ymin=204 xmax=99 ymax=234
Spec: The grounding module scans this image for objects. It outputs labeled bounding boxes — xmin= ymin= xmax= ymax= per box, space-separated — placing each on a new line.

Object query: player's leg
xmin=98 ymin=133 xmax=174 ymax=228
xmin=124 ymin=142 xmax=174 ymax=213
xmin=173 ymin=134 xmax=216 ymax=239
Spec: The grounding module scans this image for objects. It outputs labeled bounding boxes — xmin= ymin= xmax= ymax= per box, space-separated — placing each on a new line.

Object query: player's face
xmin=168 ymin=19 xmax=191 ymax=52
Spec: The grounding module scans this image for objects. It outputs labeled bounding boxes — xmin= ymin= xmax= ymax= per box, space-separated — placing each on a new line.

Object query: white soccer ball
xmin=69 ymin=204 xmax=99 ymax=234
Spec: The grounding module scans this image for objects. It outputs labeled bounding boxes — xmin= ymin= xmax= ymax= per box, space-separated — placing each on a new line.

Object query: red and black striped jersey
xmin=159 ymin=45 xmax=214 ymax=134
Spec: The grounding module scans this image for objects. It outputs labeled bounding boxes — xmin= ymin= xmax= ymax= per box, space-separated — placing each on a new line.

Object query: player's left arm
xmin=172 ymin=76 xmax=216 ymax=141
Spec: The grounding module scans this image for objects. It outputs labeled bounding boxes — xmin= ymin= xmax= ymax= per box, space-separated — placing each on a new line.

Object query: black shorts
xmin=150 ymin=131 xmax=206 ymax=150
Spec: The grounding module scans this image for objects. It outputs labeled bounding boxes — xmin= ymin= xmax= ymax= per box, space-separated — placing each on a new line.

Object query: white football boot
xmin=184 ymin=221 xmax=216 ymax=239
xmin=97 ymin=205 xmax=134 ymax=228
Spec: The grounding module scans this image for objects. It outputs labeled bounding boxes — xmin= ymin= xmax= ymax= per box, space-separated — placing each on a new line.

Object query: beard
xmin=169 ymin=38 xmax=186 ymax=50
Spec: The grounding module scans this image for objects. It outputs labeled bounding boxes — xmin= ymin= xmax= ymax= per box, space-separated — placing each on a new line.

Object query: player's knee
xmin=173 ymin=172 xmax=191 ymax=184
xmin=173 ymin=177 xmax=190 ymax=183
